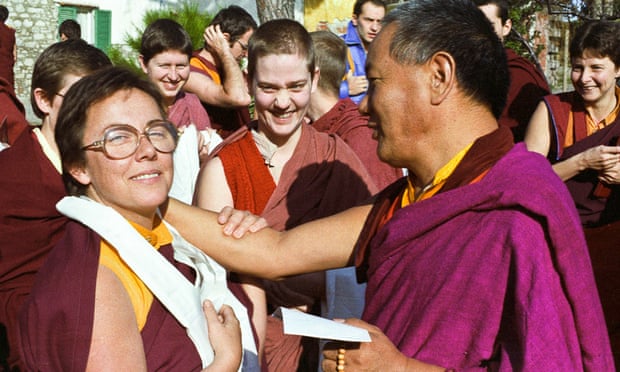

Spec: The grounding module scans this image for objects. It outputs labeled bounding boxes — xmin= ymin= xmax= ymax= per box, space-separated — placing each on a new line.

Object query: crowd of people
xmin=0 ymin=0 xmax=618 ymax=370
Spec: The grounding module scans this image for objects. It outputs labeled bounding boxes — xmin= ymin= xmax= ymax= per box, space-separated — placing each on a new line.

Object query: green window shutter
xmin=58 ymin=6 xmax=77 ymax=25
xmin=94 ymin=9 xmax=112 ymax=53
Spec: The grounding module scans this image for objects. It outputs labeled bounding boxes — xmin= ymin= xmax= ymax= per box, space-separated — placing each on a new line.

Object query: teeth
xmin=276 ymin=112 xmax=292 ymax=119
xmin=133 ymin=173 xmax=158 ymax=180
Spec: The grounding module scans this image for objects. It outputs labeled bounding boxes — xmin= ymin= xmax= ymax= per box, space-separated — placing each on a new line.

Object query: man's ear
xmin=33 ymin=87 xmax=52 ymax=116
xmin=138 ymin=55 xmax=148 ymax=74
xmin=428 ymin=51 xmax=455 ymax=105
xmin=222 ymin=32 xmax=231 ymax=42
xmin=502 ymin=19 xmax=512 ymax=39
xmin=311 ymin=67 xmax=320 ymax=94
xmin=68 ymin=164 xmax=92 ymax=188
xmin=351 ymin=14 xmax=358 ymax=26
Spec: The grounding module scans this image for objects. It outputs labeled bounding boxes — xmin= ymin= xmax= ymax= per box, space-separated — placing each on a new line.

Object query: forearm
xmin=552 ymin=153 xmax=587 ymax=181
xmin=164 ymin=199 xmax=365 ymax=278
xmin=218 ymin=54 xmax=251 ymax=106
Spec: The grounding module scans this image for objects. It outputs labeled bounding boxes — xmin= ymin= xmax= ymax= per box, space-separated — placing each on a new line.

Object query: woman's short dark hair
xmin=570 ymin=20 xmax=620 ymax=67
xmin=30 ymin=40 xmax=111 ymax=119
xmin=56 ymin=66 xmax=166 ymax=196
xmin=140 ymin=18 xmax=193 ymax=64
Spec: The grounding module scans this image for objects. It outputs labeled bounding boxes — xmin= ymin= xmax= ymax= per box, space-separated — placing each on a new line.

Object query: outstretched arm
xmin=164 ymin=198 xmax=371 ymax=279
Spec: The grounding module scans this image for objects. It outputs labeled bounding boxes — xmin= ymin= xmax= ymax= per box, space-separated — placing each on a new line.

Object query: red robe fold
xmin=0 ymin=129 xmax=67 ymax=371
xmin=0 ymin=23 xmax=15 ymax=88
xmin=18 ymin=221 xmax=203 ymax=371
xmin=0 ymin=77 xmax=28 ymax=145
xmin=311 ymin=98 xmax=402 ymax=190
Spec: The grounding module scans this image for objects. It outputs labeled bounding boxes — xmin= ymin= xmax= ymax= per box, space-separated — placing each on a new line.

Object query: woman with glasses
xmin=18 ymin=66 xmax=258 ymax=371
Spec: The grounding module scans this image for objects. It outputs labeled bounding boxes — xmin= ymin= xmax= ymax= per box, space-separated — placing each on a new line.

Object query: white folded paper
xmin=276 ymin=307 xmax=371 ymax=342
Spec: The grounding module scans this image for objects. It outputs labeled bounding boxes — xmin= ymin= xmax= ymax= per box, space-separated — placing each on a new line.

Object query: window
xmin=58 ymin=6 xmax=111 ymax=52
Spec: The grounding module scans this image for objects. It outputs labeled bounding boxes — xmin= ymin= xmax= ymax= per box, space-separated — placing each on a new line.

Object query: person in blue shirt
xmin=340 ymin=0 xmax=386 ymax=104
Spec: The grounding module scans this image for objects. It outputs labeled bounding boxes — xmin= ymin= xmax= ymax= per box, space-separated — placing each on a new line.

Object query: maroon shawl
xmin=168 ymin=91 xmax=212 ymax=130
xmin=311 ymin=98 xmax=402 ymax=190
xmin=19 ymin=221 xmax=203 ymax=371
xmin=501 ymin=48 xmax=550 ymax=142
xmin=356 ymin=142 xmax=612 ymax=370
xmin=0 ymin=129 xmax=67 ymax=371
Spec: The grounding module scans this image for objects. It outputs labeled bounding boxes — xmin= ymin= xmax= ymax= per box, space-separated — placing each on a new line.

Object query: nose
xmin=274 ymin=89 xmax=291 ymax=108
xmin=135 ymin=134 xmax=158 ymax=160
xmin=168 ymin=66 xmax=179 ymax=81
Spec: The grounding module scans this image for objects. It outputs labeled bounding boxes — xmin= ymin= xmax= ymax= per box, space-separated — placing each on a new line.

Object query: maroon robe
xmin=19 ymin=221 xmax=203 ymax=371
xmin=355 ymin=131 xmax=612 ymax=370
xmin=501 ymin=48 xmax=550 ymax=142
xmin=544 ymin=91 xmax=620 ymax=365
xmin=0 ymin=77 xmax=28 ymax=145
xmin=311 ymin=98 xmax=402 ymax=190
xmin=189 ymin=52 xmax=251 ymax=138
xmin=0 ymin=129 xmax=67 ymax=371
xmin=214 ymin=123 xmax=377 ymax=371
xmin=0 ymin=23 xmax=15 ymax=88
xmin=168 ymin=91 xmax=212 ymax=130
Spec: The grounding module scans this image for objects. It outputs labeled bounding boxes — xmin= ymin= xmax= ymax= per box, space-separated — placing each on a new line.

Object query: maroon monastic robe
xmin=214 ymin=122 xmax=377 ymax=371
xmin=19 ymin=221 xmax=203 ymax=371
xmin=311 ymin=98 xmax=402 ymax=190
xmin=356 ymin=130 xmax=612 ymax=370
xmin=544 ymin=91 xmax=620 ymax=365
xmin=0 ymin=77 xmax=28 ymax=145
xmin=0 ymin=129 xmax=67 ymax=371
xmin=501 ymin=48 xmax=550 ymax=142
xmin=0 ymin=23 xmax=15 ymax=88
xmin=168 ymin=91 xmax=212 ymax=130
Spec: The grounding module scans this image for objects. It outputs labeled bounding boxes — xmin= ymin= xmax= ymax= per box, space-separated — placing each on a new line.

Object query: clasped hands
xmin=580 ymin=145 xmax=620 ymax=184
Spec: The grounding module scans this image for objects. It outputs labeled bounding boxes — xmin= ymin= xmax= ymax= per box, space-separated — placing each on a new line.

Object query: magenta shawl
xmin=360 ymin=144 xmax=613 ymax=370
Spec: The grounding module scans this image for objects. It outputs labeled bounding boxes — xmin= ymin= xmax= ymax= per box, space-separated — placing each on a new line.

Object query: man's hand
xmin=347 ymin=71 xmax=368 ymax=96
xmin=204 ymin=25 xmax=233 ymax=59
xmin=322 ymin=319 xmax=444 ymax=372
xmin=218 ymin=206 xmax=269 ymax=238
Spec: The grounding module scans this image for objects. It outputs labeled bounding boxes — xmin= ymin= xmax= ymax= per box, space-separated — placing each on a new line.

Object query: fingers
xmin=218 ymin=207 xmax=266 ymax=237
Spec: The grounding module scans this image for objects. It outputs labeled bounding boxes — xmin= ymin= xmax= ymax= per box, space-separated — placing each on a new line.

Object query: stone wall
xmin=5 ymin=0 xmax=57 ymax=122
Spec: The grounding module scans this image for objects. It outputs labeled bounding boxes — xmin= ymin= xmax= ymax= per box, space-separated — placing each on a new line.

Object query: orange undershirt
xmin=99 ymin=217 xmax=172 ymax=330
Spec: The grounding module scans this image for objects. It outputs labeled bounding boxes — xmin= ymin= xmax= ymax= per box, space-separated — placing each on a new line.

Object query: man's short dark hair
xmin=0 ymin=6 xmax=9 ymax=23
xmin=208 ymin=5 xmax=257 ymax=46
xmin=353 ymin=0 xmax=387 ymax=16
xmin=383 ymin=0 xmax=509 ymax=119
xmin=310 ymin=30 xmax=347 ymax=96
xmin=59 ymin=19 xmax=81 ymax=40
xmin=570 ymin=20 xmax=620 ymax=67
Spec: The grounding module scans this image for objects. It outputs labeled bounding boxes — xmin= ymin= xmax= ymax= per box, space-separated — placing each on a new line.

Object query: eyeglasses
xmin=235 ymin=39 xmax=249 ymax=51
xmin=81 ymin=119 xmax=179 ymax=160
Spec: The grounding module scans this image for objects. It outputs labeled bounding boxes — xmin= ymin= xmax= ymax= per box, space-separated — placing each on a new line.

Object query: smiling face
xmin=140 ymin=50 xmax=190 ymax=106
xmin=70 ymin=88 xmax=173 ymax=227
xmin=571 ymin=50 xmax=620 ymax=105
xmin=252 ymin=53 xmax=317 ymax=144
xmin=361 ymin=24 xmax=431 ymax=169
xmin=352 ymin=2 xmax=385 ymax=49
